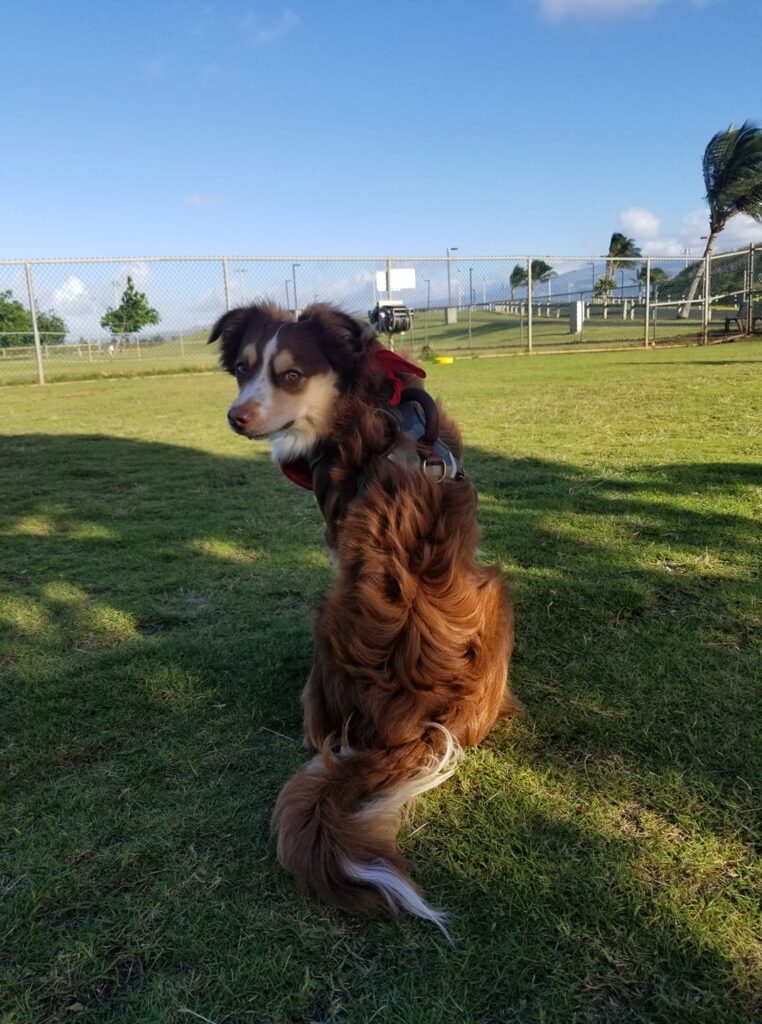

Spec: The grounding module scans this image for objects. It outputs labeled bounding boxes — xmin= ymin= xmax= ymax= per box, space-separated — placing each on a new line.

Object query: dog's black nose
xmin=228 ymin=407 xmax=253 ymax=430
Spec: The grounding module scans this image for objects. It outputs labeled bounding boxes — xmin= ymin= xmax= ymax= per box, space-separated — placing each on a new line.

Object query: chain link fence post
xmin=643 ymin=258 xmax=651 ymax=348
xmin=702 ymin=254 xmax=710 ymax=345
xmin=747 ymin=243 xmax=754 ymax=336
xmin=222 ymin=258 xmax=231 ymax=311
xmin=24 ymin=262 xmax=45 ymax=385
xmin=526 ymin=257 xmax=533 ymax=354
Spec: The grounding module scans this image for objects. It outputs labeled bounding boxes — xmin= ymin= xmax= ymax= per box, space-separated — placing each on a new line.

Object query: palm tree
xmin=637 ymin=265 xmax=670 ymax=298
xmin=606 ymin=233 xmax=641 ymax=291
xmin=510 ymin=264 xmax=527 ymax=298
xmin=680 ymin=120 xmax=762 ymax=317
xmin=531 ymin=259 xmax=554 ymax=286
xmin=594 ymin=277 xmax=615 ymax=300
xmin=509 ymin=260 xmax=554 ymax=299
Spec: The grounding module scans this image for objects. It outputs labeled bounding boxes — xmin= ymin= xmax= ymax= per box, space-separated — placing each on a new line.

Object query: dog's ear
xmin=208 ymin=308 xmax=249 ymax=374
xmin=209 ymin=302 xmax=292 ymax=374
xmin=298 ymin=304 xmax=376 ymax=384
xmin=299 ymin=304 xmax=374 ymax=352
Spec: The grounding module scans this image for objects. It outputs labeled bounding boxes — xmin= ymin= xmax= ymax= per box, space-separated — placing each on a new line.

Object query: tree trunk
xmin=678 ymin=230 xmax=719 ymax=318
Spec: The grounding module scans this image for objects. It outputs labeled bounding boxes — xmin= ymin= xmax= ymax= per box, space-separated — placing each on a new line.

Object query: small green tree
xmin=101 ymin=276 xmax=160 ymax=344
xmin=0 ymin=290 xmax=67 ymax=347
xmin=0 ymin=290 xmax=31 ymax=347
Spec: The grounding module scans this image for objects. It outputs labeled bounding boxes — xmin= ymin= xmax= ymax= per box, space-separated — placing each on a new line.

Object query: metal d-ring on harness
xmin=384 ymin=387 xmax=464 ymax=484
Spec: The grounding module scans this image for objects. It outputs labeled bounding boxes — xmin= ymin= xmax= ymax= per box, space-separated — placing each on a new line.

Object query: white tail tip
xmin=344 ymin=858 xmax=452 ymax=940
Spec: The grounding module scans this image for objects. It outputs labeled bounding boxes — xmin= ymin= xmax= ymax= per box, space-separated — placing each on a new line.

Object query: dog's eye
xmin=283 ymin=369 xmax=302 ymax=384
xmin=234 ymin=361 xmax=247 ymax=376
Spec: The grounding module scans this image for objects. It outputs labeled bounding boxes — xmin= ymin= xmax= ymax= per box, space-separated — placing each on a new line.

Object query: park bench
xmin=724 ymin=299 xmax=762 ymax=332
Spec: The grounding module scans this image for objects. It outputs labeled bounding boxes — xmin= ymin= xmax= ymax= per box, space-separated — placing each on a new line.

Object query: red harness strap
xmin=280 ymin=460 xmax=315 ymax=489
xmin=371 ymin=349 xmax=426 ymax=406
xmin=278 ymin=349 xmax=426 ymax=491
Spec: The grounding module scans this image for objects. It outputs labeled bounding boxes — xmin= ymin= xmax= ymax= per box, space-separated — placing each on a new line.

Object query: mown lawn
xmin=1 ymin=341 xmax=760 ymax=1023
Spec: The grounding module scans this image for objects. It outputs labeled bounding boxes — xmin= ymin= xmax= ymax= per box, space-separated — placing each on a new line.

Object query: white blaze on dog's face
xmin=210 ymin=304 xmax=358 ymax=463
xmin=229 ymin=329 xmax=339 ymax=462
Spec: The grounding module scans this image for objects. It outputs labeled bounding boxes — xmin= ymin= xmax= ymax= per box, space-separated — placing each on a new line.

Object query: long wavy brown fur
xmin=269 ymin=315 xmax=520 ymax=932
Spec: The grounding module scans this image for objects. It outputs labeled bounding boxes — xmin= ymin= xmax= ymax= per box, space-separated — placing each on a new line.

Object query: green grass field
xmin=1 ymin=342 xmax=760 ymax=1023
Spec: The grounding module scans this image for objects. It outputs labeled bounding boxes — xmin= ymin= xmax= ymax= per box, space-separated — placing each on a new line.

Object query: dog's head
xmin=208 ymin=302 xmax=375 ymax=462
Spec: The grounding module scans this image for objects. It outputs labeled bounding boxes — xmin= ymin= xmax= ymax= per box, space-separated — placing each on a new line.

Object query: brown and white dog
xmin=209 ymin=302 xmax=519 ymax=934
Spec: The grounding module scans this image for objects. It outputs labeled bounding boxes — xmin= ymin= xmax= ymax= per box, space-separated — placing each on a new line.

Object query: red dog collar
xmin=279 ymin=349 xmax=426 ymax=491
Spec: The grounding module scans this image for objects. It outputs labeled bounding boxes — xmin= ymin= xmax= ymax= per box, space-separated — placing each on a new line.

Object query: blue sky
xmin=2 ymin=0 xmax=760 ymax=258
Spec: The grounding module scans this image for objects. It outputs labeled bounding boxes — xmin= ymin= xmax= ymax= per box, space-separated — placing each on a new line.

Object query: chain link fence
xmin=1 ymin=247 xmax=759 ymax=385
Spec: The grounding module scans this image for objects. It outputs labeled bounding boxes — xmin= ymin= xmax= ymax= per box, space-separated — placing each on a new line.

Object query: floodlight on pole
xmin=425 ymin=278 xmax=431 ymax=345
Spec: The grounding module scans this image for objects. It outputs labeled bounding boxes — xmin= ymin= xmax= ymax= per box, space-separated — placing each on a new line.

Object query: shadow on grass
xmin=1 ymin=434 xmax=759 ymax=1022
xmin=470 ymin=449 xmax=760 ymax=794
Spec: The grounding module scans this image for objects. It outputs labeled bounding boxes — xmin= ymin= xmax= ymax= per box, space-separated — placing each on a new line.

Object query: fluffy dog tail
xmin=272 ymin=725 xmax=460 ymax=937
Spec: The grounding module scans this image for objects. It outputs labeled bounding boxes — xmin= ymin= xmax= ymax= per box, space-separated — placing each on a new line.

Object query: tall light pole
xmin=589 ymin=261 xmax=596 ymax=296
xmin=291 ymin=263 xmax=300 ymax=314
xmin=468 ymin=268 xmax=473 ymax=346
xmin=425 ymin=278 xmax=431 ymax=345
xmin=446 ymin=246 xmax=458 ymax=308
xmin=285 ymin=279 xmax=291 ymax=310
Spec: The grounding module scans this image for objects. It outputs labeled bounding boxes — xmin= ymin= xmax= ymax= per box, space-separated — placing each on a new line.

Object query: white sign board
xmin=376 ymin=268 xmax=417 ymax=292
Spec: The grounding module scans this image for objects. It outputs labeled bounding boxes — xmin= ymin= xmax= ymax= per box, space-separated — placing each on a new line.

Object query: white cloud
xmin=53 ymin=276 xmax=96 ymax=316
xmin=54 ymin=276 xmax=86 ymax=304
xmin=619 ymin=207 xmax=661 ymax=240
xmin=635 ymin=208 xmax=706 ymax=257
xmin=118 ymin=263 xmax=152 ymax=289
xmin=237 ymin=8 xmax=301 ymax=46
xmin=239 ymin=8 xmax=302 ymax=46
xmin=633 ymin=207 xmax=762 ymax=258
xmin=534 ymin=0 xmax=712 ymax=18
xmin=536 ymin=0 xmax=663 ymax=17
xmin=719 ymin=213 xmax=762 ymax=248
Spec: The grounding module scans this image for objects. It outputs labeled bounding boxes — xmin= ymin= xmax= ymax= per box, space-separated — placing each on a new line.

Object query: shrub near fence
xmin=0 ymin=246 xmax=759 ymax=385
